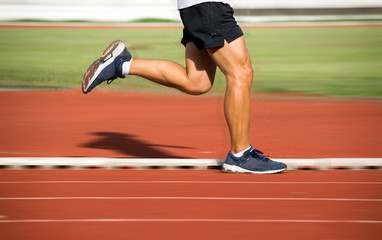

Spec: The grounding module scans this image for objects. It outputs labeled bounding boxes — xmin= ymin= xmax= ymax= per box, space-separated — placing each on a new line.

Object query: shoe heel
xmin=101 ymin=40 xmax=123 ymax=61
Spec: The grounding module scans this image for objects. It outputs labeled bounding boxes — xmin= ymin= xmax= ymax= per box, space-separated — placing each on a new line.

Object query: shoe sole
xmin=82 ymin=40 xmax=126 ymax=94
xmin=222 ymin=163 xmax=286 ymax=174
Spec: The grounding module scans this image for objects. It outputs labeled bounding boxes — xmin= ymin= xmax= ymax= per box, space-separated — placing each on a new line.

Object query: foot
xmin=82 ymin=40 xmax=132 ymax=94
xmin=222 ymin=146 xmax=287 ymax=174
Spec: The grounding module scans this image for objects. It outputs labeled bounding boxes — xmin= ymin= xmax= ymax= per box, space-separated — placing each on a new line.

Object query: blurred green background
xmin=0 ymin=26 xmax=381 ymax=96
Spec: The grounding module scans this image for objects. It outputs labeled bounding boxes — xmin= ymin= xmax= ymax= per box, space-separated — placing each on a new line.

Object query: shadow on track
xmin=80 ymin=132 xmax=191 ymax=158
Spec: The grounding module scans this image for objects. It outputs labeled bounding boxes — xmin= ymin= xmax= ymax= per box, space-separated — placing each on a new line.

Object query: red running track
xmin=0 ymin=90 xmax=381 ymax=239
xmin=0 ymin=90 xmax=381 ymax=159
xmin=0 ymin=170 xmax=381 ymax=240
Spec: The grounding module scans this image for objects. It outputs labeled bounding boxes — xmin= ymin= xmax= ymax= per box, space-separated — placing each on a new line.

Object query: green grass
xmin=129 ymin=18 xmax=180 ymax=23
xmin=5 ymin=18 xmax=180 ymax=23
xmin=266 ymin=19 xmax=382 ymax=23
xmin=0 ymin=27 xmax=381 ymax=96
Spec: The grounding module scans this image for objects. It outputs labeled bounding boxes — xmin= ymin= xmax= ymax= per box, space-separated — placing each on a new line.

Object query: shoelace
xmin=250 ymin=149 xmax=270 ymax=162
xmin=107 ymin=78 xmax=116 ymax=84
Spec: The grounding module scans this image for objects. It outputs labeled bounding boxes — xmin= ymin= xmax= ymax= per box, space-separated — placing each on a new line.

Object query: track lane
xmin=0 ymin=181 xmax=381 ymax=199
xmin=0 ymin=170 xmax=381 ymax=239
xmin=0 ymin=169 xmax=381 ymax=182
xmin=1 ymin=198 xmax=381 ymax=220
xmin=1 ymin=221 xmax=380 ymax=240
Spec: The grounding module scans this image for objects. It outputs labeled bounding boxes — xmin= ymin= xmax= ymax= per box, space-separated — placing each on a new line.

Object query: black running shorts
xmin=180 ymin=2 xmax=244 ymax=50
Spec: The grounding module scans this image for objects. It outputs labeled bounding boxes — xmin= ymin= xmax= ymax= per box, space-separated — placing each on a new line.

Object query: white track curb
xmin=0 ymin=157 xmax=381 ymax=170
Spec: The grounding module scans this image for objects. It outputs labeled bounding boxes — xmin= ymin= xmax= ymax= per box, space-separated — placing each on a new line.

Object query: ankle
xmin=121 ymin=58 xmax=133 ymax=76
xmin=231 ymin=145 xmax=252 ymax=158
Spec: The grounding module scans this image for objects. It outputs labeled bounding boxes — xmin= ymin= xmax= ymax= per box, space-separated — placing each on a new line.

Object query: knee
xmin=182 ymin=74 xmax=213 ymax=95
xmin=227 ymin=64 xmax=253 ymax=90
xmin=186 ymin=80 xmax=213 ymax=95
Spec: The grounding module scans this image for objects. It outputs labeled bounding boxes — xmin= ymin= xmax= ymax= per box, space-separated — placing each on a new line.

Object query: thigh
xmin=185 ymin=41 xmax=217 ymax=86
xmin=207 ymin=36 xmax=252 ymax=78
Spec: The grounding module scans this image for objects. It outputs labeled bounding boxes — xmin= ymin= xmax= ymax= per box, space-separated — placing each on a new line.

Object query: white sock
xmin=122 ymin=58 xmax=133 ymax=76
xmin=232 ymin=146 xmax=252 ymax=158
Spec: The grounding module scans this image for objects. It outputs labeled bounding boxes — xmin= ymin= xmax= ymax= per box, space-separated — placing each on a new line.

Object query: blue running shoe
xmin=82 ymin=40 xmax=132 ymax=94
xmin=222 ymin=146 xmax=287 ymax=174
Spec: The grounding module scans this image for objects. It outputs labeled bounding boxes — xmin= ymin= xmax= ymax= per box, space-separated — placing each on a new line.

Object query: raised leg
xmin=129 ymin=42 xmax=217 ymax=95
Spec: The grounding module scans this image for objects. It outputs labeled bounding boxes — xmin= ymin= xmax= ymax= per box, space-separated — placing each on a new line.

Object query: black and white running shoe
xmin=82 ymin=40 xmax=132 ymax=94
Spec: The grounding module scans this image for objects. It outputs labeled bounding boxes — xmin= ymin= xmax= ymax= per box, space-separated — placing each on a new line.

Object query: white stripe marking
xmin=0 ymin=157 xmax=381 ymax=169
xmin=0 ymin=218 xmax=380 ymax=224
xmin=0 ymin=197 xmax=380 ymax=202
xmin=0 ymin=180 xmax=381 ymax=184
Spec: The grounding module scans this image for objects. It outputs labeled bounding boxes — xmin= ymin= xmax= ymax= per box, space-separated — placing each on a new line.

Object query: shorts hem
xmin=180 ymin=2 xmax=243 ymax=50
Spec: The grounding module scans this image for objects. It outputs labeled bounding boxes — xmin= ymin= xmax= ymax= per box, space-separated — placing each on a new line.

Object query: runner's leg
xmin=207 ymin=36 xmax=253 ymax=153
xmin=129 ymin=42 xmax=216 ymax=95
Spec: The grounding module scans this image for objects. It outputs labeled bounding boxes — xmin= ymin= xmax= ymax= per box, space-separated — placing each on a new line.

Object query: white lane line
xmin=0 ymin=181 xmax=381 ymax=184
xmin=0 ymin=197 xmax=381 ymax=202
xmin=0 ymin=218 xmax=381 ymax=224
xmin=0 ymin=157 xmax=381 ymax=169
